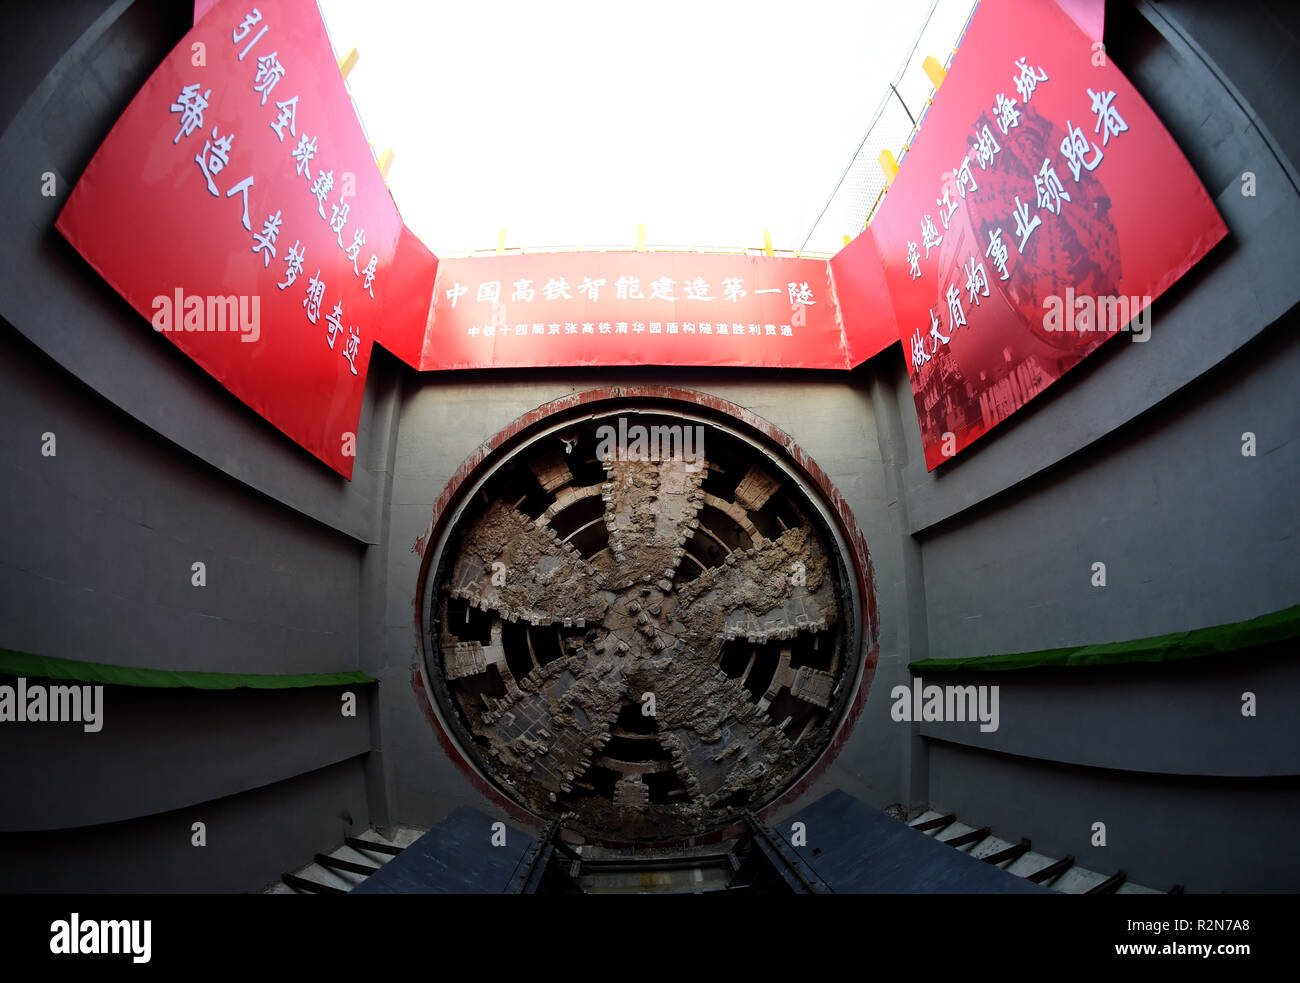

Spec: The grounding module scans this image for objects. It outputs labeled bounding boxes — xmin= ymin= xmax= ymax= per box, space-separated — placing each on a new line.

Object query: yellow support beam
xmin=843 ymin=234 xmax=852 ymax=247
xmin=923 ymin=54 xmax=946 ymax=91
xmin=338 ymin=47 xmax=359 ymax=80
xmin=496 ymin=229 xmax=508 ymax=255
xmin=376 ymin=148 xmax=394 ymax=180
xmin=762 ymin=229 xmax=774 ymax=257
xmin=879 ymin=148 xmax=899 ymax=187
xmin=636 ymin=224 xmax=647 ymax=252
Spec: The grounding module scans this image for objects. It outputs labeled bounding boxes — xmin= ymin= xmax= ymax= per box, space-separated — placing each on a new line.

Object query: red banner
xmin=56 ymin=0 xmax=436 ymax=478
xmin=420 ymin=253 xmax=849 ymax=371
xmin=377 ymin=224 xmax=440 ymax=371
xmin=59 ymin=0 xmax=1224 ymax=478
xmin=830 ymin=231 xmax=901 ymax=368
xmin=844 ymin=0 xmax=1226 ymax=470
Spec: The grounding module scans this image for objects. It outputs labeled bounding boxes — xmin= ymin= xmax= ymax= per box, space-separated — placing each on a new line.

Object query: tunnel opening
xmin=421 ymin=402 xmax=865 ymax=843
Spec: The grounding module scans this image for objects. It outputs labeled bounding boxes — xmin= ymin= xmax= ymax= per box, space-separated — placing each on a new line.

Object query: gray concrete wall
xmin=879 ymin=0 xmax=1300 ymax=891
xmin=0 ymin=758 xmax=371 ymax=893
xmin=0 ymin=0 xmax=394 ymax=891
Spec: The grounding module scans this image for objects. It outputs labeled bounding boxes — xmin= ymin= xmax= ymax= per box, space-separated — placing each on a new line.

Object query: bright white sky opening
xmin=317 ymin=0 xmax=975 ymax=256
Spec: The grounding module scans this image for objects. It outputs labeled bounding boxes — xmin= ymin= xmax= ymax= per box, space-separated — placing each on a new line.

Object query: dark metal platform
xmin=348 ymin=791 xmax=1048 ymax=893
xmin=350 ymin=807 xmax=536 ymax=894
xmin=782 ymin=790 xmax=1047 ymax=893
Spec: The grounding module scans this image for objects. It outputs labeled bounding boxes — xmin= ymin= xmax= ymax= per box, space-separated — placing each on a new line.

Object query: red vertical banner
xmin=851 ymin=0 xmax=1226 ymax=469
xmin=57 ymin=0 xmax=435 ymax=477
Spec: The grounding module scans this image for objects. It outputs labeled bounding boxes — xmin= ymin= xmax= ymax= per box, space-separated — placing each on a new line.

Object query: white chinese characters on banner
xmin=903 ymin=55 xmax=1131 ymax=373
xmin=167 ymin=6 xmax=387 ymax=380
xmin=445 ymin=268 xmax=809 ymax=342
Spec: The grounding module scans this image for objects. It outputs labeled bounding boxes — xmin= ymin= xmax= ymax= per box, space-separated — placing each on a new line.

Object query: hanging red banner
xmin=56 ymin=0 xmax=436 ymax=478
xmin=844 ymin=0 xmax=1226 ymax=470
xmin=419 ymin=253 xmax=848 ymax=371
xmin=830 ymin=231 xmax=902 ymax=368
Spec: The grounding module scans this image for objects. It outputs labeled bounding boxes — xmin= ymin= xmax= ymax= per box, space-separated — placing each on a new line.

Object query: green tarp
xmin=0 ymin=648 xmax=376 ymax=689
xmin=908 ymin=604 xmax=1300 ymax=673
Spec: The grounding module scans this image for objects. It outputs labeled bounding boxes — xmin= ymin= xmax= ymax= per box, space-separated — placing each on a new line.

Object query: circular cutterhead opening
xmin=417 ymin=397 xmax=870 ymax=843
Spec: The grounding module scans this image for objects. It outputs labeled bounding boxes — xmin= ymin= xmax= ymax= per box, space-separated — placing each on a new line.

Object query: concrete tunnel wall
xmin=0 ymin=0 xmax=1296 ymax=891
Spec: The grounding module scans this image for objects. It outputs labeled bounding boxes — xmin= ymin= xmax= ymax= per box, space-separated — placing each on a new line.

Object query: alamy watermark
xmin=890 ymin=676 xmax=999 ymax=732
xmin=0 ymin=678 xmax=103 ymax=732
xmin=151 ymin=289 xmax=260 ymax=343
xmin=50 ymin=913 xmax=150 ymax=963
xmin=595 ymin=417 xmax=705 ymax=465
xmin=1042 ymin=287 xmax=1151 ymax=342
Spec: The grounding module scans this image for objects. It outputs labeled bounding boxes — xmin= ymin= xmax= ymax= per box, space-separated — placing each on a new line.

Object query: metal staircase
xmin=267 ymin=792 xmax=1180 ymax=893
xmin=268 ymin=827 xmax=422 ymax=894
xmin=907 ymin=808 xmax=1173 ymax=894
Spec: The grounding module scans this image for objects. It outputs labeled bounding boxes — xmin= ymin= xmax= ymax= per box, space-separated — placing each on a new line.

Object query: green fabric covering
xmin=908 ymin=604 xmax=1300 ymax=673
xmin=0 ymin=648 xmax=376 ymax=689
